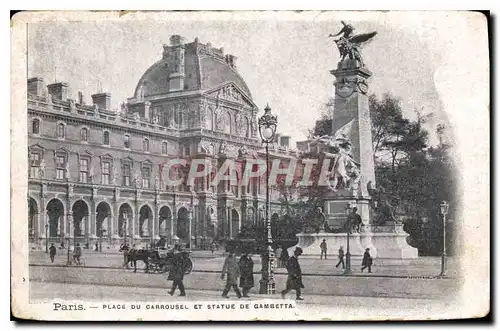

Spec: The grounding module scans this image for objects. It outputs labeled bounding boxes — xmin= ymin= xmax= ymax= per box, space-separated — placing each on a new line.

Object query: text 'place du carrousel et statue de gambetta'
xmin=293 ymin=21 xmax=418 ymax=259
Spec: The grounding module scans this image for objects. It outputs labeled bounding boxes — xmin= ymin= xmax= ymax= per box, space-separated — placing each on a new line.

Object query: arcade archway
xmin=96 ymin=202 xmax=111 ymax=238
xmin=118 ymin=203 xmax=133 ymax=238
xmin=28 ymin=197 xmax=38 ymax=241
xmin=72 ymin=200 xmax=88 ymax=238
xmin=139 ymin=205 xmax=153 ymax=238
xmin=159 ymin=206 xmax=172 ymax=238
xmin=46 ymin=199 xmax=64 ymax=238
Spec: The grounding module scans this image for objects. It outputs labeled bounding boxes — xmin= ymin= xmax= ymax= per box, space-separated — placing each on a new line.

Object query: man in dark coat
xmin=49 ymin=243 xmax=56 ymax=263
xmin=238 ymin=253 xmax=254 ymax=297
xmin=168 ymin=251 xmax=187 ymax=296
xmin=361 ymin=248 xmax=373 ymax=273
xmin=320 ymin=239 xmax=327 ymax=260
xmin=281 ymin=247 xmax=304 ymax=300
xmin=128 ymin=244 xmax=138 ymax=272
xmin=221 ymin=252 xmax=242 ymax=298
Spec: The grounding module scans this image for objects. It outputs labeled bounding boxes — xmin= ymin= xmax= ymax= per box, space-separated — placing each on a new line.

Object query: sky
xmin=27 ymin=11 xmax=487 ymax=146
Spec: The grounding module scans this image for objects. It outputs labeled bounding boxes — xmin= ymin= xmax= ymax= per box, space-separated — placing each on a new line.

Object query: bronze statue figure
xmin=329 ymin=21 xmax=377 ymax=67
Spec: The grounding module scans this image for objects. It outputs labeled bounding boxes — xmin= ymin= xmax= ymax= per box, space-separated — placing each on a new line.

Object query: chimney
xmin=27 ymin=77 xmax=45 ymax=96
xmin=47 ymin=82 xmax=69 ymax=101
xmin=91 ymin=92 xmax=111 ymax=111
xmin=77 ymin=92 xmax=85 ymax=105
xmin=225 ymin=54 xmax=237 ymax=69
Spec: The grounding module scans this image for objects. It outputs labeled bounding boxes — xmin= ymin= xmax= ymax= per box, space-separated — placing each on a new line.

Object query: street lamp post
xmin=344 ymin=202 xmax=352 ymax=275
xmin=258 ymin=104 xmax=278 ymax=295
xmin=45 ymin=223 xmax=49 ymax=254
xmin=123 ymin=212 xmax=128 ymax=247
xmin=439 ymin=201 xmax=449 ymax=278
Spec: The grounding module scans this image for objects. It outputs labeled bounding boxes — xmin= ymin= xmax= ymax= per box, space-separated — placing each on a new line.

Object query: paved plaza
xmin=29 ymin=248 xmax=461 ymax=301
xmin=29 ymin=248 xmax=460 ymax=278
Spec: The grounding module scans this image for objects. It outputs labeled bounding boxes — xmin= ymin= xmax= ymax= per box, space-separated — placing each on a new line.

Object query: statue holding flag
xmin=311 ymin=119 xmax=360 ymax=193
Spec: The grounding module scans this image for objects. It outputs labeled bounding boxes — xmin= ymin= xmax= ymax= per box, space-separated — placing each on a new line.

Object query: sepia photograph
xmin=10 ymin=10 xmax=489 ymax=321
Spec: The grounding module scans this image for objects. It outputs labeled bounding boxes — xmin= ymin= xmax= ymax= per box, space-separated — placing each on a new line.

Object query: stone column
xmin=227 ymin=206 xmax=232 ymax=239
xmin=67 ymin=211 xmax=73 ymax=246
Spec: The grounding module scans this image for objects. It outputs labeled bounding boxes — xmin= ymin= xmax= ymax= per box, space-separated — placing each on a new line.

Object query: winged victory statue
xmin=329 ymin=21 xmax=377 ymax=67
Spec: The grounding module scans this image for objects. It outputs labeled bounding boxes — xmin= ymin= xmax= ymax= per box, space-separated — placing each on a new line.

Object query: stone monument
xmin=295 ymin=22 xmax=418 ymax=259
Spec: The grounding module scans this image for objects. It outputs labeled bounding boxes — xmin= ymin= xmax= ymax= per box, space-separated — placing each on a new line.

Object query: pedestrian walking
xmin=168 ymin=250 xmax=187 ymax=296
xmin=128 ymin=244 xmax=138 ymax=272
xmin=221 ymin=252 xmax=242 ymax=298
xmin=275 ymin=246 xmax=282 ymax=268
xmin=211 ymin=242 xmax=217 ymax=255
xmin=335 ymin=246 xmax=345 ymax=269
xmin=320 ymin=239 xmax=327 ymax=259
xmin=281 ymin=247 xmax=305 ymax=301
xmin=73 ymin=243 xmax=82 ymax=265
xmin=49 ymin=243 xmax=56 ymax=263
xmin=238 ymin=252 xmax=254 ymax=297
xmin=361 ymin=248 xmax=373 ymax=273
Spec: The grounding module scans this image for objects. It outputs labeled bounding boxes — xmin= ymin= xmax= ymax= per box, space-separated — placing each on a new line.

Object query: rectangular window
xmin=103 ymin=131 xmax=110 ymax=145
xmin=123 ymin=164 xmax=131 ymax=186
xmin=79 ymin=158 xmax=89 ymax=183
xmin=162 ymin=142 xmax=168 ymax=154
xmin=56 ymin=155 xmax=66 ymax=180
xmin=142 ymin=166 xmax=151 ymax=188
xmin=124 ymin=135 xmax=130 ymax=148
xmin=102 ymin=161 xmax=110 ymax=185
xmin=30 ymin=152 xmax=41 ymax=178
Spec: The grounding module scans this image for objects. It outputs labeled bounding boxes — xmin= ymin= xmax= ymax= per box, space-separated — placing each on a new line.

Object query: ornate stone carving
xmin=120 ymin=102 xmax=128 ymax=116
xmin=133 ymin=112 xmax=140 ymax=121
xmin=67 ymin=183 xmax=74 ymax=198
xmin=39 ymin=159 xmax=46 ymax=178
xmin=215 ymin=108 xmax=225 ymax=131
xmin=137 ymin=83 xmax=145 ymax=101
xmin=41 ymin=182 xmax=48 ymax=198
xmin=335 ymin=76 xmax=368 ymax=98
xmin=311 ymin=121 xmax=360 ymax=193
xmin=91 ymin=185 xmax=99 ymax=200
xmin=93 ymin=104 xmax=100 ymax=117
xmin=200 ymin=141 xmax=214 ymax=155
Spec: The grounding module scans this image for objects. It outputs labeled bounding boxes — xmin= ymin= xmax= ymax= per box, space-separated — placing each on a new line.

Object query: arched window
xmin=162 ymin=141 xmax=168 ymax=155
xmin=103 ymin=131 xmax=110 ymax=145
xmin=124 ymin=134 xmax=131 ymax=148
xmin=32 ymin=119 xmax=40 ymax=135
xmin=57 ymin=123 xmax=65 ymax=139
xmin=81 ymin=128 xmax=88 ymax=142
xmin=143 ymin=138 xmax=150 ymax=152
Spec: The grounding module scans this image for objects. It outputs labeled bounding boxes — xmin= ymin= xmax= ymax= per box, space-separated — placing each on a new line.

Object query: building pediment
xmin=204 ymin=82 xmax=256 ymax=109
xmin=28 ymin=143 xmax=45 ymax=151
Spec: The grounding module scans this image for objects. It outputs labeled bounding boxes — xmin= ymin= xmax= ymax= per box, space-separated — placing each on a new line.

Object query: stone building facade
xmin=28 ymin=35 xmax=295 ymax=249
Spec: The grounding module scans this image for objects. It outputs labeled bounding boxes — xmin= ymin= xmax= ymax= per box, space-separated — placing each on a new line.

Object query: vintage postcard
xmin=11 ymin=11 xmax=489 ymax=321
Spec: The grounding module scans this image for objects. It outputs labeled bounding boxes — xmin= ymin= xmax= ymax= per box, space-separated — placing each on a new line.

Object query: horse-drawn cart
xmin=124 ymin=248 xmax=193 ymax=274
